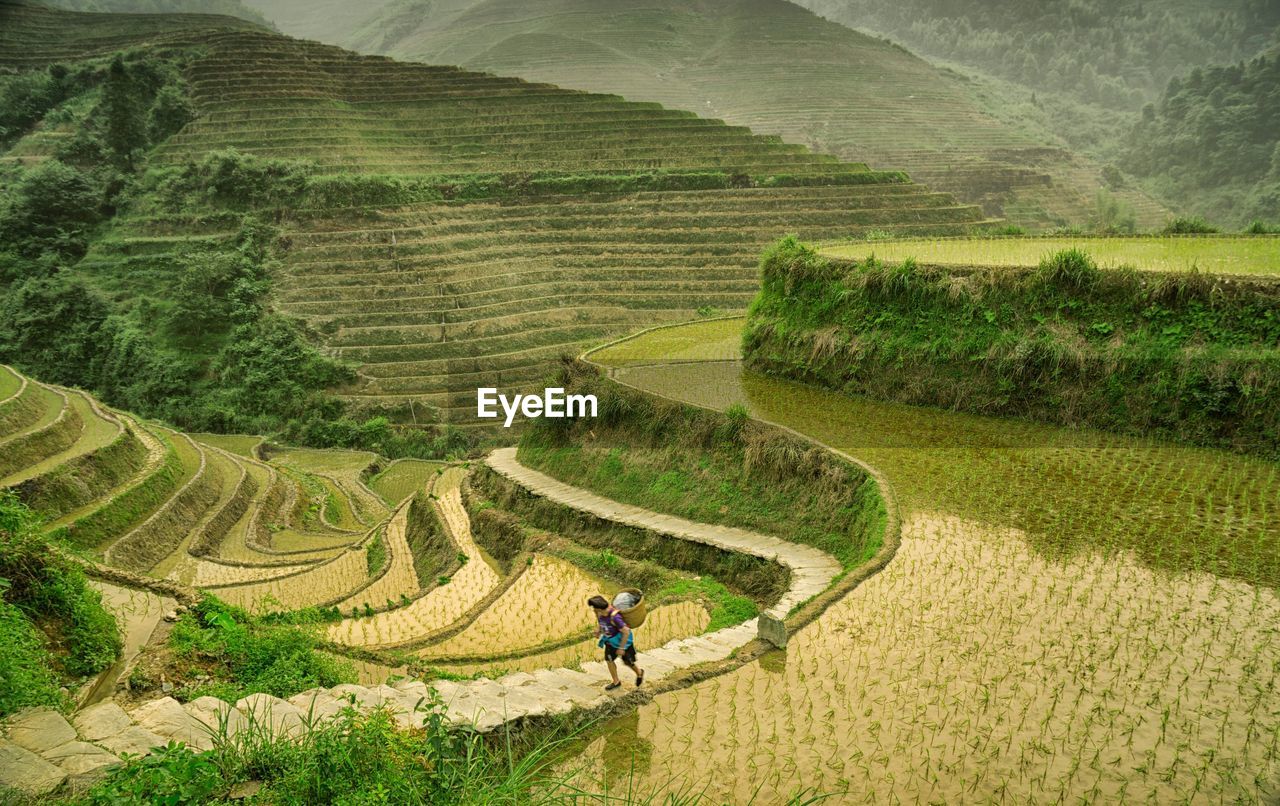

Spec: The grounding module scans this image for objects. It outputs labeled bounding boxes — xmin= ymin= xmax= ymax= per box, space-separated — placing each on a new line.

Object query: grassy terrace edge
xmin=523 ymin=356 xmax=902 ymax=644
xmin=745 ymin=238 xmax=1280 ymax=458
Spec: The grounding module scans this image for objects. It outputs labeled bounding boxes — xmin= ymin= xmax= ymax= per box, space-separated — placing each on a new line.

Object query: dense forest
xmin=802 ymin=0 xmax=1279 ymax=109
xmin=0 ymin=53 xmax=465 ymax=457
xmin=803 ymin=0 xmax=1280 ymax=225
xmin=1122 ymin=51 xmax=1280 ymax=226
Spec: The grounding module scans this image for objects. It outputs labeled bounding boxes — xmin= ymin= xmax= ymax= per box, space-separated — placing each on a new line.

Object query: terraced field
xmin=1 ymin=2 xmax=997 ymax=432
xmin=0 ymin=368 xmax=399 ymax=616
xmin=284 ymin=0 xmax=1168 ymax=228
xmin=368 ymin=459 xmax=443 ymax=504
xmin=0 ymin=0 xmax=259 ymax=69
xmin=0 ymin=365 xmax=787 ymax=739
xmin=580 ymin=320 xmax=1280 ymax=802
xmin=823 ymin=234 xmax=1280 ymax=275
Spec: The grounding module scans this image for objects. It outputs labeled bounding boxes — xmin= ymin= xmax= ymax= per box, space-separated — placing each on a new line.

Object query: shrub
xmin=0 ymin=590 xmax=64 ymax=717
xmin=366 ymin=534 xmax=387 ymax=576
xmin=1035 ymin=248 xmax=1102 ymax=291
xmin=1162 ymin=217 xmax=1219 ymax=234
xmin=0 ymin=491 xmax=121 ymax=682
xmin=79 ymin=740 xmax=222 ymax=805
xmin=1 ymin=159 xmax=104 ymax=255
xmin=169 ymin=595 xmax=354 ymax=701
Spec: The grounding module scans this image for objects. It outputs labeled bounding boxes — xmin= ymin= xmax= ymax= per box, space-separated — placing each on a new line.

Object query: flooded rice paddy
xmin=821 ymin=235 xmax=1280 ymax=276
xmin=573 ymin=319 xmax=1280 ymax=802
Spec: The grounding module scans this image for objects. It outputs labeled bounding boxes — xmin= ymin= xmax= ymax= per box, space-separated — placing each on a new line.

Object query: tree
xmin=1 ymin=160 xmax=102 ymax=257
xmin=101 ymin=56 xmax=146 ymax=168
xmin=0 ymin=272 xmax=110 ymax=386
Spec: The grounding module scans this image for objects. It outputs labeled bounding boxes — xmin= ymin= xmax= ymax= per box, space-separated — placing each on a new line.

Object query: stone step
xmin=130 ymin=697 xmax=215 ymax=751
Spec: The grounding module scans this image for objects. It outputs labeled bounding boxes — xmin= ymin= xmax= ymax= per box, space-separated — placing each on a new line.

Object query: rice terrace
xmin=0 ymin=0 xmax=1277 ymax=804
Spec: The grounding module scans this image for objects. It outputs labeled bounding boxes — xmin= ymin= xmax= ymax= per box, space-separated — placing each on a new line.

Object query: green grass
xmin=596 ymin=321 xmax=1280 ymax=590
xmin=69 ymin=694 xmax=780 ymax=805
xmin=162 ymin=595 xmax=356 ymax=703
xmin=747 ymin=238 xmax=1280 ymax=456
xmin=0 ymin=491 xmax=121 ymax=714
xmin=821 ymin=235 xmax=1280 ymax=276
xmin=369 ymin=459 xmax=444 ymax=505
xmin=366 ymin=531 xmax=387 ymax=576
xmin=517 ymin=362 xmax=884 ymax=570
xmin=51 ymin=427 xmax=185 ymax=552
xmin=191 ymin=432 xmax=264 ymax=458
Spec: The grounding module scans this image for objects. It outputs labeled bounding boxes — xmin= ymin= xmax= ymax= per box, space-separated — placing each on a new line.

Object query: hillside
xmin=0 ymin=358 xmax=874 ymax=799
xmin=744 ymin=238 xmax=1280 ymax=456
xmin=801 ymin=0 xmax=1279 ymax=112
xmin=46 ymin=0 xmax=270 ymax=27
xmin=245 ymin=0 xmax=1169 ymax=230
xmin=0 ymin=1 xmax=987 ymax=442
xmin=1121 ymin=50 xmax=1280 ymax=227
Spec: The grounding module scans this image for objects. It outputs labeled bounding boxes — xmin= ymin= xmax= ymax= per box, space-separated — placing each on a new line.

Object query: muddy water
xmin=82 ymin=582 xmax=174 ymax=707
xmin=573 ymin=322 xmax=1280 ymax=802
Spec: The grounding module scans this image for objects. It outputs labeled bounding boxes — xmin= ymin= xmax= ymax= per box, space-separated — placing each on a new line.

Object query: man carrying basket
xmin=589 ymin=594 xmax=645 ymax=690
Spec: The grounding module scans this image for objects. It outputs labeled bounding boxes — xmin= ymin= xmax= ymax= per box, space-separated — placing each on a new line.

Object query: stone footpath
xmin=486 ymin=447 xmax=841 ymax=618
xmin=0 ymin=451 xmax=839 ymax=796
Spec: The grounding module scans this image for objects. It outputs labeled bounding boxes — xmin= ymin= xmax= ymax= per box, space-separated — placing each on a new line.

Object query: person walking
xmin=589 ymin=594 xmax=644 ymax=690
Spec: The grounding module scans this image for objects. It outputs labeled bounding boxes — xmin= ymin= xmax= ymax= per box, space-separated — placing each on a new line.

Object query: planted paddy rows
xmin=0 ymin=4 xmax=257 ymax=68
xmin=577 ymin=323 xmax=1280 ymax=802
xmin=0 ymin=367 xmax=394 ymax=615
xmin=266 ymin=186 xmax=985 ymax=412
xmin=5 ymin=11 xmax=992 ymax=432
xmin=0 ymin=367 xmax=796 ymax=706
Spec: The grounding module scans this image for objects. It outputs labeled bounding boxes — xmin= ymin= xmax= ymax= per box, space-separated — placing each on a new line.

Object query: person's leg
xmin=604 ymin=645 xmax=622 ymax=686
xmin=623 ymin=645 xmax=643 ymax=685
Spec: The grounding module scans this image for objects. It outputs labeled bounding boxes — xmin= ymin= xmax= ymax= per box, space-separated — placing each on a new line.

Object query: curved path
xmin=486 ymin=447 xmax=840 ymax=619
xmin=0 ymin=450 xmax=850 ymax=794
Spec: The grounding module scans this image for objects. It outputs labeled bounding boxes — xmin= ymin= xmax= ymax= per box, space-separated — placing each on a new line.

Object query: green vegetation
xmin=470 ymin=470 xmax=776 ymax=620
xmin=365 ymin=532 xmax=387 ymax=576
xmin=821 ymin=235 xmax=1280 ymax=276
xmin=555 ymin=546 xmax=758 ymax=632
xmin=72 ymin=702 xmax=597 ymax=805
xmin=804 ymin=0 xmax=1278 ymax=226
xmin=161 ymin=594 xmax=356 ymax=702
xmin=278 ymin=0 xmax=1161 ymax=229
xmin=748 ymin=237 xmax=1280 ymax=456
xmin=1 ymin=3 xmax=987 ymax=444
xmin=804 ymin=0 xmax=1276 ymax=110
xmin=0 ymin=490 xmax=121 ymax=715
xmin=585 ymin=319 xmax=1280 ymax=801
xmin=517 ymin=360 xmax=884 ymax=570
xmin=1123 ymin=53 xmax=1280 ymax=227
xmin=369 ymin=459 xmax=442 ymax=505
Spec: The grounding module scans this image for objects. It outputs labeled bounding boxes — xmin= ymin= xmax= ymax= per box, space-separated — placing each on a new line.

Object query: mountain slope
xmin=0 ymin=1 xmax=986 ymax=438
xmin=246 ymin=0 xmax=1168 ymax=230
xmin=46 ymin=0 xmax=271 ymax=28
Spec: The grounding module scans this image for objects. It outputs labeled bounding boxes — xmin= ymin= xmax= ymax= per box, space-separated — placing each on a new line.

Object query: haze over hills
xmin=244 ymin=0 xmax=1169 ymax=230
xmin=0 ymin=0 xmax=986 ymax=440
xmin=45 ymin=0 xmax=269 ymax=26
xmin=799 ymin=0 xmax=1280 ymax=225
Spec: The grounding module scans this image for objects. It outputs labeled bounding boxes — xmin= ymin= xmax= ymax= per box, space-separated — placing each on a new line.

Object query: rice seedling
xmin=576 ymin=319 xmax=1280 ymax=802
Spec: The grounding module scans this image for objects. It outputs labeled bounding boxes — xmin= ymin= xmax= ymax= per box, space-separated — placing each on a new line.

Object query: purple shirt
xmin=597 ymin=609 xmax=627 ymax=638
